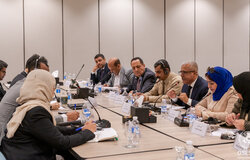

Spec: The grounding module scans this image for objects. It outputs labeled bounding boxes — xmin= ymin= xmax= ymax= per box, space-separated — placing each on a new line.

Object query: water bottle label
xmin=184 ymin=153 xmax=195 ymax=160
xmin=161 ymin=106 xmax=167 ymax=112
xmin=135 ymin=127 xmax=140 ymax=134
xmin=131 ymin=127 xmax=135 ymax=133
xmin=83 ymin=109 xmax=91 ymax=118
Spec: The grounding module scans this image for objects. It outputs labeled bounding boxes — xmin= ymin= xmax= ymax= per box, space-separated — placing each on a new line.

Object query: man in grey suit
xmin=106 ymin=58 xmax=133 ymax=88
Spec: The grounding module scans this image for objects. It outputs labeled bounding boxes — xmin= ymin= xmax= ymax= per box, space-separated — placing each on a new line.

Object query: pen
xmin=75 ymin=121 xmax=96 ymax=131
xmin=75 ymin=126 xmax=84 ymax=131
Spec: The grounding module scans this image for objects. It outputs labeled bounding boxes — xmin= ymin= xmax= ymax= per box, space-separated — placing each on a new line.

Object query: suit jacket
xmin=90 ymin=63 xmax=111 ymax=85
xmin=10 ymin=71 xmax=27 ymax=88
xmin=127 ymin=68 xmax=156 ymax=93
xmin=195 ymin=86 xmax=238 ymax=121
xmin=175 ymin=76 xmax=208 ymax=108
xmin=144 ymin=72 xmax=183 ymax=103
xmin=107 ymin=67 xmax=134 ymax=88
xmin=0 ymin=83 xmax=6 ymax=102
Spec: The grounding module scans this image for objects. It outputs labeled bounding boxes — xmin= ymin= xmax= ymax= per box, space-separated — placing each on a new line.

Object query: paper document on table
xmin=211 ymin=128 xmax=238 ymax=137
xmin=88 ymin=128 xmax=118 ymax=142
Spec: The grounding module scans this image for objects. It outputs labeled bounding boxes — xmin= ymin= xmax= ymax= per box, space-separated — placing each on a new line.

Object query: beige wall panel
xmin=134 ymin=0 xmax=164 ymax=70
xmin=0 ymin=0 xmax=23 ymax=82
xmin=166 ymin=0 xmax=194 ymax=74
xmin=224 ymin=0 xmax=249 ymax=76
xmin=64 ymin=0 xmax=98 ymax=80
xmin=196 ymin=0 xmax=223 ymax=76
xmin=100 ymin=0 xmax=133 ymax=69
xmin=24 ymin=0 xmax=63 ymax=77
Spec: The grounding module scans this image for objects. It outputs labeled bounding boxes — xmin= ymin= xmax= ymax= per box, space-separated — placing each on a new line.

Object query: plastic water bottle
xmin=132 ymin=116 xmax=140 ymax=146
xmin=67 ymin=90 xmax=72 ymax=102
xmin=184 ymin=140 xmax=195 ymax=160
xmin=187 ymin=107 xmax=197 ymax=130
xmin=161 ymin=99 xmax=167 ymax=119
xmin=81 ymin=105 xmax=91 ymax=122
xmin=127 ymin=93 xmax=134 ymax=104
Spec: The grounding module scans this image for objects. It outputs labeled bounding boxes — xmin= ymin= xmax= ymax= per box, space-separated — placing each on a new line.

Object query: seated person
xmin=195 ymin=66 xmax=238 ymax=121
xmin=1 ymin=69 xmax=96 ymax=160
xmin=10 ymin=54 xmax=49 ymax=87
xmin=0 ymin=61 xmax=77 ymax=145
xmin=143 ymin=59 xmax=183 ymax=103
xmin=226 ymin=72 xmax=250 ymax=131
xmin=90 ymin=53 xmax=111 ymax=85
xmin=127 ymin=57 xmax=156 ymax=93
xmin=0 ymin=60 xmax=8 ymax=102
xmin=106 ymin=58 xmax=133 ymax=88
xmin=168 ymin=61 xmax=208 ymax=109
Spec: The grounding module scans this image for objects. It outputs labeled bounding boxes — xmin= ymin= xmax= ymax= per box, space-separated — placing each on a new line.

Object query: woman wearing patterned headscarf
xmin=226 ymin=72 xmax=250 ymax=130
xmin=1 ymin=69 xmax=96 ymax=160
xmin=195 ymin=66 xmax=238 ymax=121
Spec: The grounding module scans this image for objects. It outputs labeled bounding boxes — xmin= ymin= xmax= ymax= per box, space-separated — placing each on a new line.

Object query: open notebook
xmin=88 ymin=128 xmax=118 ymax=142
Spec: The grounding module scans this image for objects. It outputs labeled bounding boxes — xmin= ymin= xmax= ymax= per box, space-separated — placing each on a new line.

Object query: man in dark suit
xmin=0 ymin=60 xmax=8 ymax=102
xmin=127 ymin=57 xmax=156 ymax=93
xmin=168 ymin=61 xmax=208 ymax=109
xmin=90 ymin=54 xmax=111 ymax=85
xmin=10 ymin=54 xmax=49 ymax=88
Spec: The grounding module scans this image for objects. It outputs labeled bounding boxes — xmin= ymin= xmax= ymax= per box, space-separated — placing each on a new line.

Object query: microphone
xmin=99 ymin=71 xmax=111 ymax=84
xmin=85 ymin=97 xmax=111 ymax=129
xmin=70 ymin=64 xmax=85 ymax=88
xmin=152 ymin=81 xmax=180 ymax=109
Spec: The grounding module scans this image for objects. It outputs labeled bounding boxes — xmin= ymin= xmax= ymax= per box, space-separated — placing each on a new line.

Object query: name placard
xmin=167 ymin=109 xmax=181 ymax=122
xmin=191 ymin=120 xmax=209 ymax=136
xmin=234 ymin=133 xmax=250 ymax=151
xmin=121 ymin=102 xmax=131 ymax=115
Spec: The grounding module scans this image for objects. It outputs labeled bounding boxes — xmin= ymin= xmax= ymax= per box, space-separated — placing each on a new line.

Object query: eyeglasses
xmin=178 ymin=70 xmax=195 ymax=74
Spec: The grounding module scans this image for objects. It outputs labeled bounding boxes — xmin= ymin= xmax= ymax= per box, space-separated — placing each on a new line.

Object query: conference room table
xmin=57 ymin=92 xmax=242 ymax=159
xmin=95 ymin=94 xmax=234 ymax=146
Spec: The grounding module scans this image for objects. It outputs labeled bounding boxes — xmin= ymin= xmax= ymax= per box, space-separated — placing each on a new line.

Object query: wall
xmin=0 ymin=0 xmax=249 ymax=82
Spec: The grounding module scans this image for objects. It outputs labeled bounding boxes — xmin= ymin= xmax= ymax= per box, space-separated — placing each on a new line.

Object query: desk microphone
xmin=70 ymin=64 xmax=85 ymax=88
xmin=152 ymin=81 xmax=180 ymax=109
xmin=99 ymin=71 xmax=111 ymax=84
xmin=85 ymin=97 xmax=111 ymax=128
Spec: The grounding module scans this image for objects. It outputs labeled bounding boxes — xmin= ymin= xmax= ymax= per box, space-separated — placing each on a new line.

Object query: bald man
xmin=106 ymin=58 xmax=133 ymax=88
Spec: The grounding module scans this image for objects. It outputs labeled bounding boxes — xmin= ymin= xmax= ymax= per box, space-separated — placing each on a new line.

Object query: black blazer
xmin=90 ymin=63 xmax=111 ymax=85
xmin=0 ymin=83 xmax=6 ymax=102
xmin=1 ymin=106 xmax=95 ymax=160
xmin=175 ymin=76 xmax=208 ymax=108
xmin=127 ymin=68 xmax=156 ymax=93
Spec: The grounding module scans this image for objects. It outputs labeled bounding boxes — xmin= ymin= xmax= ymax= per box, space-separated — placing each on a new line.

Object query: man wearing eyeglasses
xmin=168 ymin=61 xmax=208 ymax=109
xmin=0 ymin=60 xmax=8 ymax=102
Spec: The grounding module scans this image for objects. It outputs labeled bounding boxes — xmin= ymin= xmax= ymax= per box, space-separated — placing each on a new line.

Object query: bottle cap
xmin=133 ymin=116 xmax=138 ymax=120
xmin=186 ymin=140 xmax=193 ymax=145
xmin=162 ymin=99 xmax=167 ymax=103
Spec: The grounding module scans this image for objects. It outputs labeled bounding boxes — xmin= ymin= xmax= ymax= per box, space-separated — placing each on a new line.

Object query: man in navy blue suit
xmin=127 ymin=57 xmax=156 ymax=93
xmin=168 ymin=61 xmax=208 ymax=109
xmin=90 ymin=54 xmax=111 ymax=85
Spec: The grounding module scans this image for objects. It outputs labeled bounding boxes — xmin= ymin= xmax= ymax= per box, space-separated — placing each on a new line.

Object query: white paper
xmin=88 ymin=128 xmax=118 ymax=142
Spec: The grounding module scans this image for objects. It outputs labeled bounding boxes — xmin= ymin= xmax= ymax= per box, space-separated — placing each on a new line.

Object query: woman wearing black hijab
xmin=226 ymin=72 xmax=250 ymax=131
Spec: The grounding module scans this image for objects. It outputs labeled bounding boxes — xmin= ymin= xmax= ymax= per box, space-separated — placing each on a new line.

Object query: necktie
xmin=187 ymin=86 xmax=192 ymax=98
xmin=136 ymin=78 xmax=141 ymax=92
xmin=100 ymin=69 xmax=104 ymax=80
